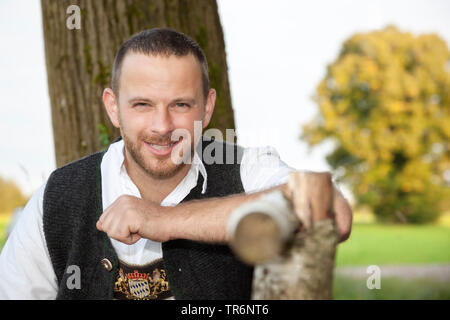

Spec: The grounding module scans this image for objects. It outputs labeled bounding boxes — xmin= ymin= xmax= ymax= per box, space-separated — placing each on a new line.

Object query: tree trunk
xmin=228 ymin=172 xmax=340 ymax=299
xmin=41 ymin=0 xmax=235 ymax=167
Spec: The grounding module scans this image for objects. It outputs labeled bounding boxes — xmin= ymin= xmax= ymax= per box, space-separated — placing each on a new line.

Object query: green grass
xmin=334 ymin=222 xmax=450 ymax=299
xmin=333 ymin=275 xmax=450 ymax=300
xmin=336 ymin=223 xmax=450 ymax=266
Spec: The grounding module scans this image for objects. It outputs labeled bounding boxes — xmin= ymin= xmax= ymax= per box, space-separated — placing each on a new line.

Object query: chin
xmin=142 ymin=158 xmax=186 ymax=180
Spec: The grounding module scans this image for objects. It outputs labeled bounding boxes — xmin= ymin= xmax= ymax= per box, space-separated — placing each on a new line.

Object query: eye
xmin=175 ymin=102 xmax=190 ymax=108
xmin=134 ymin=102 xmax=149 ymax=107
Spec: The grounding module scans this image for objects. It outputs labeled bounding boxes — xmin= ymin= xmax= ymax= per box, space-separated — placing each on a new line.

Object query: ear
xmin=103 ymin=88 xmax=120 ymax=128
xmin=202 ymin=89 xmax=216 ymax=129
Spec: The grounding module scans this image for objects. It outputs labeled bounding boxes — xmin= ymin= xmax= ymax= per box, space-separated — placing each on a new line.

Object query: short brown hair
xmin=111 ymin=28 xmax=209 ymax=98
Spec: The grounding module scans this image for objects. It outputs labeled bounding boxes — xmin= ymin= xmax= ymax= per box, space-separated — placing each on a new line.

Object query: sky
xmin=0 ymin=0 xmax=449 ymax=197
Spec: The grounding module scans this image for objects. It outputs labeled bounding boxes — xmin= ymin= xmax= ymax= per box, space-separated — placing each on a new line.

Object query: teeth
xmin=149 ymin=142 xmax=175 ymax=150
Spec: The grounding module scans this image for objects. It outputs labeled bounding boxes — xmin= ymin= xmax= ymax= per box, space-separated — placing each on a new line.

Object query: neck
xmin=123 ymin=149 xmax=192 ymax=204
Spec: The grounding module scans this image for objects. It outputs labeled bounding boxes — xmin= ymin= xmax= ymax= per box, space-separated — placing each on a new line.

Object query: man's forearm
xmin=98 ymin=180 xmax=352 ymax=245
xmin=166 ymin=185 xmax=284 ymax=243
xmin=165 ymin=183 xmax=352 ymax=244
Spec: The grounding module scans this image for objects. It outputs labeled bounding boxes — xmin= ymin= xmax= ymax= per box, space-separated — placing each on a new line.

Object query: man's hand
xmin=96 ymin=195 xmax=171 ymax=245
xmin=332 ymin=186 xmax=353 ymax=242
xmin=283 ymin=172 xmax=353 ymax=243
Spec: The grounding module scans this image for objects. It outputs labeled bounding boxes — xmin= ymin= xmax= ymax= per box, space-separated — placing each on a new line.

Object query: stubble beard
xmin=122 ymin=131 xmax=193 ymax=180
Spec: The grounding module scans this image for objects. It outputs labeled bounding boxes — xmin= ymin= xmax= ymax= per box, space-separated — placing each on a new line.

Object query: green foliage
xmin=303 ymin=26 xmax=450 ymax=223
xmin=0 ymin=177 xmax=27 ymax=213
xmin=98 ymin=123 xmax=112 ymax=148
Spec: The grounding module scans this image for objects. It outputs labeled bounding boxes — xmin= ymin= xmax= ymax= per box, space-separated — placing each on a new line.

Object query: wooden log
xmin=227 ymin=171 xmax=340 ymax=299
xmin=227 ymin=189 xmax=299 ymax=265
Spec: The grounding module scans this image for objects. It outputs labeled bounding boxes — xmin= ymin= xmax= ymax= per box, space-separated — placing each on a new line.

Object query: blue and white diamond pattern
xmin=129 ymin=279 xmax=150 ymax=298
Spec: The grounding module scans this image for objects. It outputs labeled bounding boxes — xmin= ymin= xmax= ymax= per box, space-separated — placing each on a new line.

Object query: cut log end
xmin=229 ymin=212 xmax=283 ymax=265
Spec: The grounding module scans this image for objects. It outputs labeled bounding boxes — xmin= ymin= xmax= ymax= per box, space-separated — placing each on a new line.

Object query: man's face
xmin=104 ymin=52 xmax=215 ymax=179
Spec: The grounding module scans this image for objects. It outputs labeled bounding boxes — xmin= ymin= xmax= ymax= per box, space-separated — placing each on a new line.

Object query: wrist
xmin=161 ymin=205 xmax=181 ymax=241
xmin=139 ymin=202 xmax=177 ymax=243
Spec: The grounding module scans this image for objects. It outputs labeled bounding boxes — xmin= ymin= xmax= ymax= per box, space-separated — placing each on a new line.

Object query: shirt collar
xmin=109 ymin=139 xmax=208 ymax=194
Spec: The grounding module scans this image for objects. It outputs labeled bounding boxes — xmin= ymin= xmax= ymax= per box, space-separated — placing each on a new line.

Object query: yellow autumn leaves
xmin=302 ymin=26 xmax=450 ymax=223
xmin=0 ymin=177 xmax=27 ymax=214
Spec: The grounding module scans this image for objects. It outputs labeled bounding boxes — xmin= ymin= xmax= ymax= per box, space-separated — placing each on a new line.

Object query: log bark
xmin=41 ymin=0 xmax=236 ymax=167
xmin=228 ymin=171 xmax=340 ymax=299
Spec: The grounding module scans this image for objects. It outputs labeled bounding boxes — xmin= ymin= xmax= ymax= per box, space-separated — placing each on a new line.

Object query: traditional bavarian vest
xmin=43 ymin=137 xmax=253 ymax=299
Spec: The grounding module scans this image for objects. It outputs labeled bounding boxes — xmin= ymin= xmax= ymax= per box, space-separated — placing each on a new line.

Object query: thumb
xmin=128 ymin=233 xmax=141 ymax=245
xmin=96 ymin=220 xmax=103 ymax=231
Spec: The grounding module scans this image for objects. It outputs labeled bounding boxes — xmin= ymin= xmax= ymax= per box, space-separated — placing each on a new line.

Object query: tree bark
xmin=41 ymin=0 xmax=235 ymax=167
xmin=228 ymin=172 xmax=340 ymax=299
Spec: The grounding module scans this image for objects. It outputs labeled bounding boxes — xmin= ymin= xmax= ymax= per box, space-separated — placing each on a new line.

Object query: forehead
xmin=119 ymin=52 xmax=203 ymax=99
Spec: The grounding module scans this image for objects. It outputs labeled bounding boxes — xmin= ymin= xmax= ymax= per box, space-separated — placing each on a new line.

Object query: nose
xmin=150 ymin=106 xmax=174 ymax=137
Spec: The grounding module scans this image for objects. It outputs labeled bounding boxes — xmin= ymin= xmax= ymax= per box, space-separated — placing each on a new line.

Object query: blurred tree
xmin=0 ymin=177 xmax=27 ymax=214
xmin=41 ymin=0 xmax=236 ymax=167
xmin=302 ymin=26 xmax=450 ymax=223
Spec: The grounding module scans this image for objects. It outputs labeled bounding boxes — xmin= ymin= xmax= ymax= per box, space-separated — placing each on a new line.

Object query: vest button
xmin=101 ymin=258 xmax=113 ymax=271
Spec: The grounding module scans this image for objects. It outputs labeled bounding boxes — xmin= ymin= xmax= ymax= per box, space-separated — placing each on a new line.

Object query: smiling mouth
xmin=147 ymin=142 xmax=177 ymax=150
xmin=143 ymin=138 xmax=182 ymax=156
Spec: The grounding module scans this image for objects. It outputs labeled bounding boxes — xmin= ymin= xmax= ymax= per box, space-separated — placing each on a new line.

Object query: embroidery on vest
xmin=113 ymin=258 xmax=172 ymax=300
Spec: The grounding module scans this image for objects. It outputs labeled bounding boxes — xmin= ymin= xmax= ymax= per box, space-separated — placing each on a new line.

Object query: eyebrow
xmin=172 ymin=97 xmax=196 ymax=105
xmin=128 ymin=97 xmax=197 ymax=105
xmin=128 ymin=97 xmax=155 ymax=104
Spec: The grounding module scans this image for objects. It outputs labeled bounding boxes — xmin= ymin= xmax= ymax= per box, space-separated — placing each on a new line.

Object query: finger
xmin=333 ymin=188 xmax=353 ymax=242
xmin=128 ymin=233 xmax=141 ymax=245
xmin=289 ymin=172 xmax=313 ymax=229
xmin=97 ymin=213 xmax=108 ymax=232
xmin=98 ymin=209 xmax=117 ymax=236
xmin=105 ymin=214 xmax=137 ymax=244
xmin=96 ymin=206 xmax=111 ymax=231
xmin=96 ymin=219 xmax=103 ymax=231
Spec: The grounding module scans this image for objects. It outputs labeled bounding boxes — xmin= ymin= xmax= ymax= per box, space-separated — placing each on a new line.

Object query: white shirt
xmin=0 ymin=140 xmax=294 ymax=299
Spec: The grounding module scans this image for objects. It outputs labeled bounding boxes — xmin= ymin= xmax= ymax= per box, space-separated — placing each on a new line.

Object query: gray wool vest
xmin=43 ymin=137 xmax=253 ymax=300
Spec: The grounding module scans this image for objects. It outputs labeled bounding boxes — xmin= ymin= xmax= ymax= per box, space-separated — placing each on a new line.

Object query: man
xmin=0 ymin=28 xmax=352 ymax=300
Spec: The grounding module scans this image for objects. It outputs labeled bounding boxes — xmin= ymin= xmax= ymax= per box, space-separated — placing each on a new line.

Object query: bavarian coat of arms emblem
xmin=113 ymin=258 xmax=172 ymax=300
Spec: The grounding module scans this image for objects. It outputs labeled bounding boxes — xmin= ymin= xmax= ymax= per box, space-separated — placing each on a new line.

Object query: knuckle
xmin=118 ymin=194 xmax=131 ymax=204
xmin=124 ymin=208 xmax=133 ymax=218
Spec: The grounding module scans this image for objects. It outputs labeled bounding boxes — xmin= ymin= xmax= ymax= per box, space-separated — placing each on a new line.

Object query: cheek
xmin=119 ymin=112 xmax=147 ymax=139
xmin=177 ymin=108 xmax=204 ymax=128
xmin=175 ymin=115 xmax=203 ymax=140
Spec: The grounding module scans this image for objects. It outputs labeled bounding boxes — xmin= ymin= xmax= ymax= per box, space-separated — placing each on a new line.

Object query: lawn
xmin=336 ymin=223 xmax=450 ymax=266
xmin=333 ymin=216 xmax=450 ymax=299
xmin=333 ymin=275 xmax=450 ymax=300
